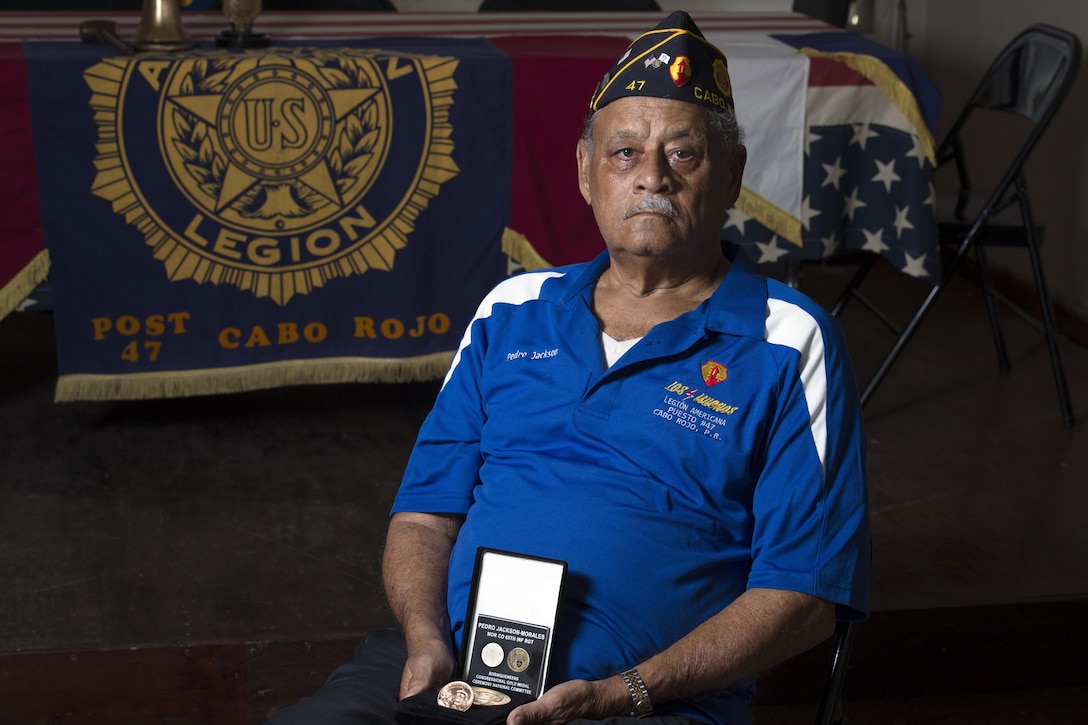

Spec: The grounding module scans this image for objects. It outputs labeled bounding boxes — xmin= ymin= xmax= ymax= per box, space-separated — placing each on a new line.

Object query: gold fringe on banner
xmin=735 ymin=188 xmax=803 ymax=247
xmin=501 ymin=226 xmax=553 ymax=271
xmin=799 ymin=48 xmax=936 ymax=165
xmin=0 ymin=250 xmax=51 ymax=321
xmin=53 ymin=352 xmax=456 ymax=402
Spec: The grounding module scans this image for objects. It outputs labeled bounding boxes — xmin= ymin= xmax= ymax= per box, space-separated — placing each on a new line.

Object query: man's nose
xmin=636 ymin=151 xmax=673 ymax=194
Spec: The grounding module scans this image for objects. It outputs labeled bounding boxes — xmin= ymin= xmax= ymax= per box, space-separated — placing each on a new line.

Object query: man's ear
xmin=724 ymin=145 xmax=747 ymax=209
xmin=576 ymin=139 xmax=592 ymax=206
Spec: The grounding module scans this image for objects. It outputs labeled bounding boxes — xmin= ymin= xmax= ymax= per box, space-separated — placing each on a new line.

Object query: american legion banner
xmin=23 ymin=38 xmax=512 ymax=401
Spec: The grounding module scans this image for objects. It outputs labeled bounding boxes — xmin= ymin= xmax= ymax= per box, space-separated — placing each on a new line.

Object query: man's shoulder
xmin=712 ymin=261 xmax=840 ymax=343
xmin=479 ymin=261 xmax=591 ymax=309
xmin=756 ymin=276 xmax=853 ymax=360
xmin=764 ymin=277 xmax=838 ymax=327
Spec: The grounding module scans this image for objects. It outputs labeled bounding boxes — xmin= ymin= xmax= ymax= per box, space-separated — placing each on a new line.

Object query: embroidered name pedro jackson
xmin=506 ymin=348 xmax=559 ymax=361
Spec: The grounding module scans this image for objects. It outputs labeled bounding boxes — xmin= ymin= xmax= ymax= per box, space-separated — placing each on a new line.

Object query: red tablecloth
xmin=0 ymin=42 xmax=46 ymax=318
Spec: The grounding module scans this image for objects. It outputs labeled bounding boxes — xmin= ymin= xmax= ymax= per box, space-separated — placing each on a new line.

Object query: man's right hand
xmin=384 ymin=511 xmax=464 ymax=699
xmin=399 ymin=634 xmax=457 ymax=699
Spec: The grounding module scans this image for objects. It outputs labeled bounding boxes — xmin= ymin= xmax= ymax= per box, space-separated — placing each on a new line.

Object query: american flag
xmin=724 ymin=120 xmax=939 ymax=280
xmin=723 ymin=31 xmax=942 ymax=281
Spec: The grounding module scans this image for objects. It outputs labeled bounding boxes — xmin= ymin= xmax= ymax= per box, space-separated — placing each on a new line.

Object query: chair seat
xmin=937 ymin=221 xmax=1046 ymax=248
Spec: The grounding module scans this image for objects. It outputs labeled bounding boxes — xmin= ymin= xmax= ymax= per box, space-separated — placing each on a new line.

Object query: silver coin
xmin=507 ymin=647 xmax=530 ymax=673
xmin=480 ymin=642 xmax=505 ymax=668
xmin=436 ymin=680 xmax=474 ymax=712
xmin=472 ymin=686 xmax=512 ymax=707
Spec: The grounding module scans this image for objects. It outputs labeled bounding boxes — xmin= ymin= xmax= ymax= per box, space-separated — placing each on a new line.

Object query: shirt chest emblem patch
xmin=653 ymin=361 xmax=742 ymax=441
xmin=701 ymin=360 xmax=727 ymax=386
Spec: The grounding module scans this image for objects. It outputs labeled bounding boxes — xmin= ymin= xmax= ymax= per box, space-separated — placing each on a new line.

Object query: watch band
xmin=618 ymin=668 xmax=653 ymax=718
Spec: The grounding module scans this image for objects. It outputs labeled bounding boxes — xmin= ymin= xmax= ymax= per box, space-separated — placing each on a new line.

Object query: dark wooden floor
xmin=1 ymin=258 xmax=1086 ymax=723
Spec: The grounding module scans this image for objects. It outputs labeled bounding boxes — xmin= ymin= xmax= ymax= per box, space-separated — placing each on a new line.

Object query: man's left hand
xmin=506 ymin=676 xmax=627 ymax=725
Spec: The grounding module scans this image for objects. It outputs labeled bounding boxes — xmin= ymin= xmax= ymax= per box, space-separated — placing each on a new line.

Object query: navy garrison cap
xmin=589 ymin=11 xmax=734 ymax=114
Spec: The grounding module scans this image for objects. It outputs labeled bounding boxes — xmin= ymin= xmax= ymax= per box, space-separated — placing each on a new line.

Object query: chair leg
xmin=859 ymin=227 xmax=985 ymax=408
xmin=830 ymin=253 xmax=878 ymax=318
xmin=1020 ymin=221 xmax=1075 ymax=428
xmin=784 ymin=260 xmax=803 ymax=290
xmin=835 ymin=211 xmax=1074 ymax=426
xmin=975 ymin=244 xmax=1012 ymax=374
xmin=1010 ymin=176 xmax=1076 ymax=428
xmin=859 ymin=280 xmax=941 ymax=407
xmin=826 ymin=250 xmax=925 ymax=408
xmin=815 ymin=621 xmax=858 ymax=725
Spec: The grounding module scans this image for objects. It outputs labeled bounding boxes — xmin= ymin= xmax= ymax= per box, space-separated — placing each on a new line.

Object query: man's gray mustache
xmin=624 ymin=196 xmax=678 ymax=220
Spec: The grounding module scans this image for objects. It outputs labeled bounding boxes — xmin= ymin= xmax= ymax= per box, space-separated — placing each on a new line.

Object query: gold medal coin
xmin=472 ymin=686 xmax=512 ymax=706
xmin=436 ymin=681 xmax=474 ymax=712
xmin=507 ymin=647 xmax=530 ymax=673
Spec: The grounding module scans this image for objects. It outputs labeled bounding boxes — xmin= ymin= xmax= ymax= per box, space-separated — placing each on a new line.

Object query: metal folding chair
xmin=831 ymin=23 xmax=1082 ymax=427
xmin=814 ymin=620 xmax=858 ymax=725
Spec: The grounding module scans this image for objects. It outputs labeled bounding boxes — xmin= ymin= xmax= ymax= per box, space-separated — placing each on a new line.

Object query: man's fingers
xmin=402 ymin=675 xmax=427 ymax=699
xmin=506 ymin=702 xmax=541 ymax=725
xmin=399 ymin=646 xmax=456 ymax=700
xmin=506 ymin=682 xmax=587 ymax=725
xmin=399 ymin=661 xmax=431 ymax=699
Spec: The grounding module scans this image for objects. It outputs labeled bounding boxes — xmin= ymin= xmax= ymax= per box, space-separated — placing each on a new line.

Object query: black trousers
xmin=266 ymin=629 xmax=703 ymax=725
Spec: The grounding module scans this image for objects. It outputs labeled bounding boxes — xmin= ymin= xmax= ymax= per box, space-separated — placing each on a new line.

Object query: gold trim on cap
xmin=590 ymin=28 xmax=728 ymax=112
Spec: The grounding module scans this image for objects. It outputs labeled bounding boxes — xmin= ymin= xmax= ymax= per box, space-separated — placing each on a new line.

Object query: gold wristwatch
xmin=618 ymin=668 xmax=653 ymax=718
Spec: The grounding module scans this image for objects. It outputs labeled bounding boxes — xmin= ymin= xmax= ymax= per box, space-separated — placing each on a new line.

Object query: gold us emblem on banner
xmin=84 ymin=48 xmax=459 ymax=305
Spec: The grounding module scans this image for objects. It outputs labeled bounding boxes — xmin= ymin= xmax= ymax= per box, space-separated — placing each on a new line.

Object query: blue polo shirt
xmin=391 ymin=251 xmax=869 ymax=724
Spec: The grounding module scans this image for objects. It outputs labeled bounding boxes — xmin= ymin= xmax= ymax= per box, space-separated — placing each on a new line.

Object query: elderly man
xmin=271 ymin=11 xmax=868 ymax=725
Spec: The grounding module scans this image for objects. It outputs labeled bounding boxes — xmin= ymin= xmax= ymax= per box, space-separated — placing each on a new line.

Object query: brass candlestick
xmin=217 ymin=0 xmax=270 ymax=49
xmin=133 ymin=0 xmax=193 ymax=52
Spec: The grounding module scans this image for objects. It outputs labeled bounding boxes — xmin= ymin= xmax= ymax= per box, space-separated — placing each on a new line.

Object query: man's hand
xmin=399 ymin=634 xmax=456 ymax=699
xmin=509 ymin=589 xmax=834 ymax=724
xmin=384 ymin=511 xmax=464 ymax=699
xmin=506 ymin=676 xmax=628 ymax=725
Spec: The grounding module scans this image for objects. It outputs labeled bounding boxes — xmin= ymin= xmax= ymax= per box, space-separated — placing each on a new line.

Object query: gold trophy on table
xmin=217 ymin=0 xmax=271 ymax=49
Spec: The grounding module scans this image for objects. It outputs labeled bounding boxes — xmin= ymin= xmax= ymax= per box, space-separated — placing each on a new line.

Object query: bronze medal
xmin=436 ymin=681 xmax=474 ymax=712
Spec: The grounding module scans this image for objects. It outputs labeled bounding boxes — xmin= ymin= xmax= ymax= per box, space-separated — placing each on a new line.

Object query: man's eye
xmin=617 ymin=148 xmax=636 ymax=158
